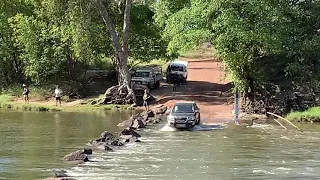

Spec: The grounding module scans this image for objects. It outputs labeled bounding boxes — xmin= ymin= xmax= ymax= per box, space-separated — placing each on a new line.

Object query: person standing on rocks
xmin=143 ymin=89 xmax=150 ymax=112
xmin=54 ymin=85 xmax=63 ymax=106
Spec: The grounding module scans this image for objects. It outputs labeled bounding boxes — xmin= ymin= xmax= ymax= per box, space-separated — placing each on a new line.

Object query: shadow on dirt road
xmin=149 ymin=59 xmax=234 ymax=123
xmin=153 ymin=81 xmax=232 ymax=107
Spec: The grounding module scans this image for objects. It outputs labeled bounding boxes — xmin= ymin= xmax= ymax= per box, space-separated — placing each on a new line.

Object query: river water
xmin=1 ymin=110 xmax=320 ymax=180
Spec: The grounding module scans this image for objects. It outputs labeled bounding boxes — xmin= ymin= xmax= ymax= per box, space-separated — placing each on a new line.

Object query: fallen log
xmin=267 ymin=112 xmax=302 ymax=131
xmin=271 ymin=118 xmax=287 ymax=130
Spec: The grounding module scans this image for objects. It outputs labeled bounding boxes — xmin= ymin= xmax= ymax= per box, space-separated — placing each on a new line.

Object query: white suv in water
xmin=167 ymin=101 xmax=201 ymax=129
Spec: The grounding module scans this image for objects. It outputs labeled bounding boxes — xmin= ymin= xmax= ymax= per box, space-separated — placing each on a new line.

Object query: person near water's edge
xmin=22 ymin=84 xmax=29 ymax=103
xmin=143 ymin=89 xmax=150 ymax=112
xmin=54 ymin=85 xmax=63 ymax=106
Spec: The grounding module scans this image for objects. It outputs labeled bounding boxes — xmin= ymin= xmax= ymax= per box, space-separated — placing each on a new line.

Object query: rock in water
xmin=104 ymin=145 xmax=113 ymax=151
xmin=117 ymin=119 xmax=133 ymax=127
xmin=63 ymin=149 xmax=92 ymax=162
xmin=131 ymin=118 xmax=146 ymax=129
xmin=96 ymin=131 xmax=116 ymax=142
xmin=119 ymin=127 xmax=141 ymax=138
xmin=146 ymin=111 xmax=155 ymax=118
xmin=110 ymin=140 xmax=124 ymax=146
xmin=152 ymin=105 xmax=167 ymax=114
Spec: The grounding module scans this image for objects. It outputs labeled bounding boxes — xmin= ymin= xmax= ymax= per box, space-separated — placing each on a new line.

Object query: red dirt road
xmin=152 ymin=59 xmax=234 ymax=123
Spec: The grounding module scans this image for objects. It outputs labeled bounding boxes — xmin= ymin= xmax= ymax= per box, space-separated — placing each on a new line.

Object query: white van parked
xmin=131 ymin=65 xmax=162 ymax=89
xmin=166 ymin=60 xmax=188 ymax=84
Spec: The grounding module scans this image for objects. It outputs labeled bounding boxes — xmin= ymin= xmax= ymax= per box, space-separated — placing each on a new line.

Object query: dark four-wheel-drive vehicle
xmin=167 ymin=101 xmax=201 ymax=129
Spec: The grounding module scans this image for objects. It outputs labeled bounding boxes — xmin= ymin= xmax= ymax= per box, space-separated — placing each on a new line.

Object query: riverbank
xmin=286 ymin=107 xmax=320 ymax=123
xmin=2 ymin=56 xmax=318 ymax=123
xmin=0 ymin=94 xmax=131 ymax=112
xmin=0 ymin=58 xmax=233 ymax=120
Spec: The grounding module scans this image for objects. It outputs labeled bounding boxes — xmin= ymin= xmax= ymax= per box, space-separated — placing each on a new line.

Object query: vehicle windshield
xmin=170 ymin=65 xmax=184 ymax=72
xmin=134 ymin=72 xmax=149 ymax=77
xmin=172 ymin=104 xmax=194 ymax=113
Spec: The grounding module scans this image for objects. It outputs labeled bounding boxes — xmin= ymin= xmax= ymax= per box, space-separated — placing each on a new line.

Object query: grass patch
xmin=0 ymin=94 xmax=131 ymax=112
xmin=1 ymin=84 xmax=54 ymax=101
xmin=0 ymin=94 xmax=12 ymax=103
xmin=286 ymin=107 xmax=320 ymax=122
xmin=62 ymin=104 xmax=130 ymax=112
xmin=180 ymin=45 xmax=217 ymax=59
xmin=0 ymin=102 xmax=62 ymax=112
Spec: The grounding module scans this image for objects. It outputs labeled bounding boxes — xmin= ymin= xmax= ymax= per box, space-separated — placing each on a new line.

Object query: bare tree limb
xmin=128 ymin=60 xmax=142 ymax=71
xmin=94 ymin=0 xmax=122 ymax=53
xmin=94 ymin=0 xmax=134 ymax=95
xmin=122 ymin=0 xmax=132 ymax=60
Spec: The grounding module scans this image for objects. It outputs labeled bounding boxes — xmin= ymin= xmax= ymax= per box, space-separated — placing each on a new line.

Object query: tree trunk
xmin=95 ymin=0 xmax=132 ymax=88
xmin=66 ymin=44 xmax=76 ymax=81
xmin=94 ymin=0 xmax=136 ymax=104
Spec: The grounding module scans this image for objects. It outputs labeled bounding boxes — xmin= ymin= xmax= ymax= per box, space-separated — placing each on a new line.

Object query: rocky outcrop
xmin=87 ymin=128 xmax=142 ymax=151
xmin=89 ymin=105 xmax=168 ymax=153
xmin=151 ymin=104 xmax=167 ymax=115
xmin=118 ymin=105 xmax=167 ymax=129
xmin=119 ymin=127 xmax=141 ymax=138
xmin=47 ymin=104 xmax=168 ymax=180
xmin=94 ymin=84 xmax=152 ymax=105
xmin=95 ymin=131 xmax=117 ymax=142
xmin=62 ymin=149 xmax=92 ymax=162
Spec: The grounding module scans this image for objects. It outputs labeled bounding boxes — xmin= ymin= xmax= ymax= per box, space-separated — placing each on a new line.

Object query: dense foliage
xmin=2 ymin=0 xmax=320 ymax=111
xmin=0 ymin=0 xmax=168 ymax=89
xmin=155 ymin=0 xmax=320 ymax=99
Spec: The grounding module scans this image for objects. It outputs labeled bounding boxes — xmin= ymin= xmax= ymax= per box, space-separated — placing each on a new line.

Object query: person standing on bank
xmin=22 ymin=84 xmax=29 ymax=103
xmin=54 ymin=85 xmax=63 ymax=106
xmin=143 ymin=89 xmax=150 ymax=112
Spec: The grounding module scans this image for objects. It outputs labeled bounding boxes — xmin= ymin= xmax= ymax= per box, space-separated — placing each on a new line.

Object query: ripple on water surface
xmin=64 ymin=122 xmax=320 ymax=179
xmin=2 ymin=111 xmax=320 ymax=180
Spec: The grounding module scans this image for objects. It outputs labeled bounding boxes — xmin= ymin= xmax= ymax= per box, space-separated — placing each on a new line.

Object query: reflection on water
xmin=1 ymin=110 xmax=320 ymax=180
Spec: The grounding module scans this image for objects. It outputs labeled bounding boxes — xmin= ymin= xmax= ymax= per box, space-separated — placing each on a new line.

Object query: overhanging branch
xmin=122 ymin=0 xmax=132 ymax=57
xmin=94 ymin=0 xmax=122 ymax=54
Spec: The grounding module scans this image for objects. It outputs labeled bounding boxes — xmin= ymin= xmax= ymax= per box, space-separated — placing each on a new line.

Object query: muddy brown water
xmin=1 ymin=110 xmax=320 ymax=180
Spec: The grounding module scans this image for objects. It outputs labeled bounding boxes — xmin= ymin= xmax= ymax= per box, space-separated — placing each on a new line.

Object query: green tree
xmin=94 ymin=0 xmax=171 ymax=93
xmin=155 ymin=0 xmax=320 ymax=101
xmin=0 ymin=0 xmax=32 ymax=86
xmin=1 ymin=0 xmax=170 ymax=95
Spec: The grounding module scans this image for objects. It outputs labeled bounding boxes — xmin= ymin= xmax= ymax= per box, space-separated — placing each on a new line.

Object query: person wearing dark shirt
xmin=172 ymin=74 xmax=179 ymax=91
xmin=22 ymin=84 xmax=29 ymax=103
